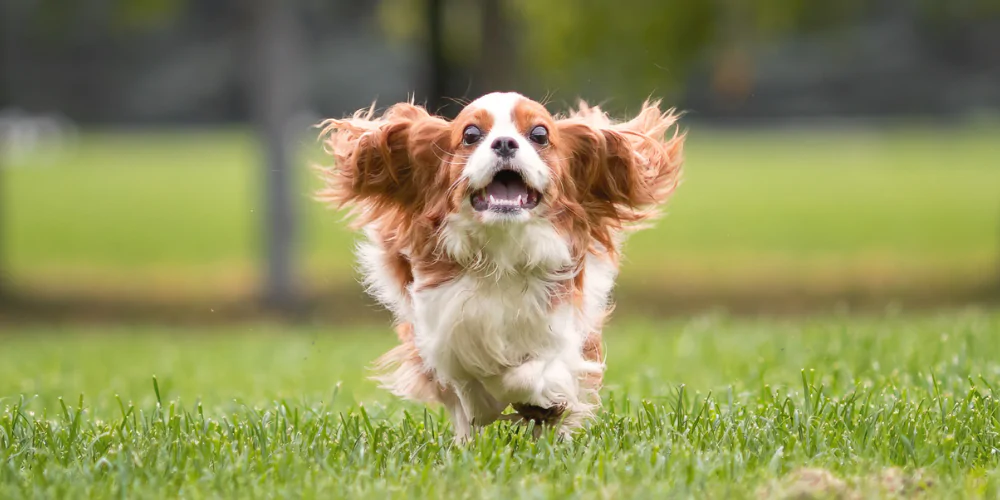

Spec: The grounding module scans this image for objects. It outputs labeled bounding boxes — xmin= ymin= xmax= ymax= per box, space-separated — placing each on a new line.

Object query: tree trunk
xmin=710 ymin=0 xmax=755 ymax=109
xmin=251 ymin=0 xmax=302 ymax=311
xmin=476 ymin=0 xmax=516 ymax=95
xmin=425 ymin=0 xmax=450 ymax=115
xmin=0 ymin=0 xmax=16 ymax=303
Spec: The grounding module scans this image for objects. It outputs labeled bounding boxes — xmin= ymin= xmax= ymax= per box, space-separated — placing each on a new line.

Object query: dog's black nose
xmin=491 ymin=137 xmax=519 ymax=158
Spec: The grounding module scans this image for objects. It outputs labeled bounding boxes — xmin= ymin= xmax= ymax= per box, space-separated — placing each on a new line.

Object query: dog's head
xmin=318 ymin=92 xmax=683 ymax=261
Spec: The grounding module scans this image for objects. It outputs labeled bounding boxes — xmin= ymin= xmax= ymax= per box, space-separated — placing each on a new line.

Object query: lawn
xmin=3 ymin=309 xmax=1000 ymax=498
xmin=3 ymin=125 xmax=999 ymax=300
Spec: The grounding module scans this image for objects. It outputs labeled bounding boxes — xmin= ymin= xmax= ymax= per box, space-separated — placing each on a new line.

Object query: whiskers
xmin=430 ymin=141 xmax=472 ymax=167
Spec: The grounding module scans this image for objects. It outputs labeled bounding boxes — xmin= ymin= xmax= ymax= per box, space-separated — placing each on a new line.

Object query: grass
xmin=3 ymin=309 xmax=1000 ymax=497
xmin=4 ymin=125 xmax=999 ymax=298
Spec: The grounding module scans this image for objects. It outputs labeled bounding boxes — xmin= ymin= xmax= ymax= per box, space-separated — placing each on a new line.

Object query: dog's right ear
xmin=318 ymin=103 xmax=450 ymax=214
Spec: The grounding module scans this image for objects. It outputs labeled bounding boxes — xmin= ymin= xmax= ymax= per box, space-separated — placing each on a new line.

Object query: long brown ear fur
xmin=556 ymin=100 xmax=684 ymax=252
xmin=316 ymin=102 xmax=450 ymax=224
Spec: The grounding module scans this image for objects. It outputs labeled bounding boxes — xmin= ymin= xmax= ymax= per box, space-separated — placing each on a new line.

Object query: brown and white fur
xmin=317 ymin=92 xmax=683 ymax=441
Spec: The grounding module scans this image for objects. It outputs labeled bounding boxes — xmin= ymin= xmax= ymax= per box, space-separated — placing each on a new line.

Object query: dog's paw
xmin=511 ymin=401 xmax=567 ymax=426
xmin=497 ymin=359 xmax=546 ymax=402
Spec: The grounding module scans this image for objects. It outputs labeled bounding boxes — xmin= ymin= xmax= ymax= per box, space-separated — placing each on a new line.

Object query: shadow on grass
xmin=1 ymin=278 xmax=997 ymax=327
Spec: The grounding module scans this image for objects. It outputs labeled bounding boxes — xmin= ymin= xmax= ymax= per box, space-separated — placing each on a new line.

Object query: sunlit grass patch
xmin=2 ymin=310 xmax=1000 ymax=497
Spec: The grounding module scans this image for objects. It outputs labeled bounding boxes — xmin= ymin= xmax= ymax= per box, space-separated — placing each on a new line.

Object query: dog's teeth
xmin=489 ymin=195 xmax=496 ymax=204
xmin=517 ymin=195 xmax=523 ymax=206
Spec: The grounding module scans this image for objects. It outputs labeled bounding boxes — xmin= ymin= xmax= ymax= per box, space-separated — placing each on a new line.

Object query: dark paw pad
xmin=512 ymin=402 xmax=567 ymax=425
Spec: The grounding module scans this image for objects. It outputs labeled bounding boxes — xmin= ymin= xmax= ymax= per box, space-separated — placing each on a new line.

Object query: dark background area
xmin=4 ymin=0 xmax=999 ymax=124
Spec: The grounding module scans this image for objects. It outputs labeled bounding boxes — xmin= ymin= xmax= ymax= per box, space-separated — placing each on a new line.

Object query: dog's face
xmin=319 ymin=92 xmax=683 ymax=260
xmin=452 ymin=93 xmax=558 ymax=224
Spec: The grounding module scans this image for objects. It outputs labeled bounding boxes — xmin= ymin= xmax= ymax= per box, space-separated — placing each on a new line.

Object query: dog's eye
xmin=528 ymin=125 xmax=548 ymax=145
xmin=462 ymin=125 xmax=482 ymax=146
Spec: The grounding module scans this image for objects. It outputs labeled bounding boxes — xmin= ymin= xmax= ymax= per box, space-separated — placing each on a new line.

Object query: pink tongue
xmin=486 ymin=178 xmax=528 ymax=201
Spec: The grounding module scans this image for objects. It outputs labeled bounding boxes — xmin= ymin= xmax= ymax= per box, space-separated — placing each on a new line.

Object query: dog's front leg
xmin=449 ymin=379 xmax=505 ymax=443
xmin=495 ymin=359 xmax=569 ymax=427
xmin=439 ymin=388 xmax=472 ymax=443
xmin=498 ymin=355 xmax=601 ymax=437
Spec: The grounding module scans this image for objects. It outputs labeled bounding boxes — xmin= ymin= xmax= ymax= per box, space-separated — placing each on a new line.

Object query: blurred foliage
xmin=376 ymin=0 xmax=875 ymax=105
xmin=378 ymin=0 xmax=486 ymax=69
xmin=9 ymin=0 xmax=999 ymax=122
xmin=373 ymin=0 xmax=1000 ymax=110
xmin=28 ymin=0 xmax=186 ymax=35
xmin=112 ymin=0 xmax=186 ymax=31
xmin=511 ymin=0 xmax=719 ymax=100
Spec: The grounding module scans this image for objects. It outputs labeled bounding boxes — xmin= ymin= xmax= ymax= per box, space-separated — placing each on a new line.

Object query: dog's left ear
xmin=556 ymin=101 xmax=684 ymax=217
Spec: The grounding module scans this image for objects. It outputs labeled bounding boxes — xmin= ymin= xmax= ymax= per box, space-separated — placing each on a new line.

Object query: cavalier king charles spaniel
xmin=317 ymin=92 xmax=684 ymax=441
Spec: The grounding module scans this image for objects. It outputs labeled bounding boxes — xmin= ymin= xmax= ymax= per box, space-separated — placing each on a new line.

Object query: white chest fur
xmin=412 ymin=270 xmax=562 ymax=382
xmin=409 ymin=216 xmax=611 ymax=412
xmin=360 ymin=214 xmax=612 ymax=428
xmin=412 ymin=218 xmax=573 ymax=385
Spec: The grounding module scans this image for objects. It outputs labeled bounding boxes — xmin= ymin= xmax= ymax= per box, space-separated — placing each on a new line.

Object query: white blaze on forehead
xmin=469 ymin=92 xmax=525 ymax=131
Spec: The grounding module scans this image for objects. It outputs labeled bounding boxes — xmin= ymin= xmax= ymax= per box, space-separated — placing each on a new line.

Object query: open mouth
xmin=470 ymin=170 xmax=541 ymax=213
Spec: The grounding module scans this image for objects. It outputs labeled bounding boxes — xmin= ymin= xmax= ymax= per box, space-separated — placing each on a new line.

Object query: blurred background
xmin=1 ymin=0 xmax=998 ymax=325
